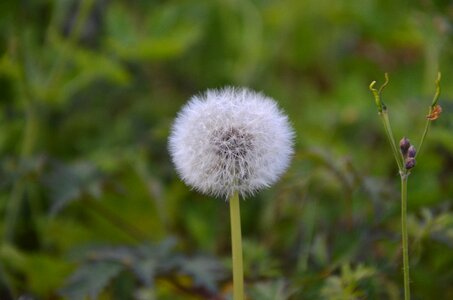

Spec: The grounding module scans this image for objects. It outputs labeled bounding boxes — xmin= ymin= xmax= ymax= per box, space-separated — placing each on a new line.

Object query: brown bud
xmin=399 ymin=137 xmax=410 ymax=157
xmin=427 ymin=104 xmax=442 ymax=121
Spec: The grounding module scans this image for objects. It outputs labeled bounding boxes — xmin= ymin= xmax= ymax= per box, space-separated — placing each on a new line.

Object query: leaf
xmin=0 ymin=243 xmax=28 ymax=272
xmin=311 ymin=233 xmax=329 ymax=266
xmin=43 ymin=160 xmax=104 ymax=215
xmin=57 ymin=47 xmax=131 ymax=102
xmin=25 ymin=254 xmax=72 ymax=297
xmin=132 ymin=258 xmax=159 ymax=286
xmin=0 ymin=156 xmax=46 ymax=190
xmin=105 ymin=2 xmax=202 ymax=61
xmin=176 ymin=255 xmax=226 ymax=293
xmin=63 ymin=238 xmax=178 ymax=288
xmin=320 ymin=264 xmax=375 ymax=300
xmin=248 ymin=280 xmax=297 ymax=300
xmin=132 ymin=239 xmax=177 ymax=285
xmin=59 ymin=261 xmax=123 ymax=300
xmin=242 ymin=240 xmax=281 ymax=278
xmin=408 ymin=207 xmax=453 ymax=248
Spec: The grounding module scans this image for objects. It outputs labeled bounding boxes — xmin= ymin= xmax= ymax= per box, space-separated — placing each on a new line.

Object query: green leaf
xmin=176 ymin=256 xmax=226 ymax=293
xmin=44 ymin=161 xmax=104 ymax=215
xmin=59 ymin=261 xmax=123 ymax=300
xmin=248 ymin=280 xmax=297 ymax=300
xmin=25 ymin=254 xmax=72 ymax=297
xmin=105 ymin=2 xmax=201 ymax=61
xmin=57 ymin=47 xmax=131 ymax=102
xmin=311 ymin=233 xmax=329 ymax=266
xmin=320 ymin=264 xmax=375 ymax=300
xmin=132 ymin=239 xmax=177 ymax=285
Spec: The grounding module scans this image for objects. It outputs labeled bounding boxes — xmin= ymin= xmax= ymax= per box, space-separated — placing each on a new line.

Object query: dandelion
xmin=169 ymin=87 xmax=294 ymax=299
xmin=168 ymin=87 xmax=294 ymax=199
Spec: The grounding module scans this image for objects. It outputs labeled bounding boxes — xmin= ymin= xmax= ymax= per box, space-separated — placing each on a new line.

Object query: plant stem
xmin=400 ymin=174 xmax=410 ymax=300
xmin=418 ymin=72 xmax=441 ymax=159
xmin=380 ymin=111 xmax=404 ymax=171
xmin=416 ymin=119 xmax=431 ymax=159
xmin=229 ymin=191 xmax=244 ymax=300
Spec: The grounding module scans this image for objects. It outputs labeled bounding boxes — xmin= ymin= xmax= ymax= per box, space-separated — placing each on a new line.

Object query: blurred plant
xmin=408 ymin=205 xmax=453 ymax=259
xmin=168 ymin=87 xmax=294 ymax=299
xmin=320 ymin=263 xmax=375 ymax=300
xmin=0 ymin=0 xmax=452 ymax=298
xmin=1 ymin=0 xmax=129 ymax=245
xmin=369 ymin=72 xmax=442 ymax=300
xmin=248 ymin=279 xmax=297 ymax=300
xmin=59 ymin=238 xmax=228 ymax=300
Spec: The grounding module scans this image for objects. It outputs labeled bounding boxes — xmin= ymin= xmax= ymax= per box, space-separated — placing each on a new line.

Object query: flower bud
xmin=399 ymin=137 xmax=410 ymax=157
xmin=405 ymin=157 xmax=416 ymax=170
xmin=407 ymin=145 xmax=416 ymax=158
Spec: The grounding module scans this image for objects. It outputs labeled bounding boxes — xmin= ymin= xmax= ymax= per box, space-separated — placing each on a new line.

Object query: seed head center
xmin=213 ymin=127 xmax=253 ymax=160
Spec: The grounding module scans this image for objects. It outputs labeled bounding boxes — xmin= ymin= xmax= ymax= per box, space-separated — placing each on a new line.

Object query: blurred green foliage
xmin=0 ymin=0 xmax=452 ymax=299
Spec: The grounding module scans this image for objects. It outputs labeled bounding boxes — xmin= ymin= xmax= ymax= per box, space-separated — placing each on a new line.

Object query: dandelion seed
xmin=168 ymin=87 xmax=294 ymax=199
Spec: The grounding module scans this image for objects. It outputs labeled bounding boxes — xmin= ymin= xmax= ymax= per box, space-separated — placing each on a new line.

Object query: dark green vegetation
xmin=1 ymin=0 xmax=452 ymax=299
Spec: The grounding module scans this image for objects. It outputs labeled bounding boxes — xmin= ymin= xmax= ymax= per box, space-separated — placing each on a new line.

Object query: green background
xmin=0 ymin=0 xmax=452 ymax=299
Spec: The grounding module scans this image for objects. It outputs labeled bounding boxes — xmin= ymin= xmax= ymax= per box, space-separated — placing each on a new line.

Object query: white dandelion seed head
xmin=168 ymin=87 xmax=294 ymax=199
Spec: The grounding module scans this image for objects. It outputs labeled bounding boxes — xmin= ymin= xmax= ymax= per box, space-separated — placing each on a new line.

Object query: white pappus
xmin=168 ymin=87 xmax=294 ymax=199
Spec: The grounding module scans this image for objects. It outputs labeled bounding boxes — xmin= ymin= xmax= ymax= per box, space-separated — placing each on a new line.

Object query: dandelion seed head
xmin=168 ymin=87 xmax=294 ymax=199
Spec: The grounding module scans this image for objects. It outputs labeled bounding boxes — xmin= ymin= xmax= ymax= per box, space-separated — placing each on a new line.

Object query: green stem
xmin=416 ymin=119 xmax=431 ymax=159
xmin=417 ymin=72 xmax=441 ymax=159
xmin=380 ymin=111 xmax=404 ymax=171
xmin=229 ymin=191 xmax=244 ymax=300
xmin=369 ymin=75 xmax=404 ymax=171
xmin=400 ymin=174 xmax=410 ymax=300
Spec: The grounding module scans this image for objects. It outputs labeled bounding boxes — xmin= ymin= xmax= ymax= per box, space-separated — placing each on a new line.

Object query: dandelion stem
xmin=401 ymin=174 xmax=410 ymax=300
xmin=229 ymin=191 xmax=244 ymax=300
